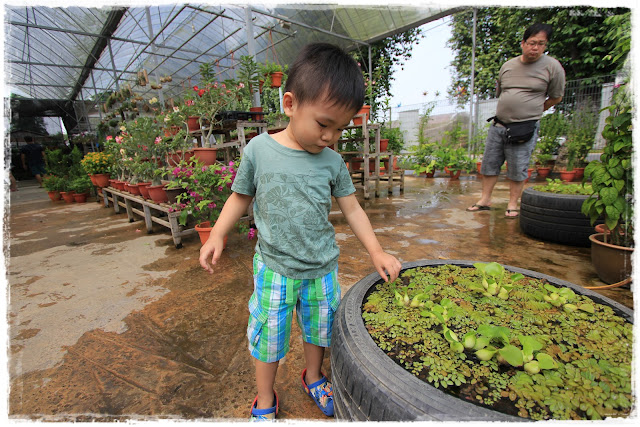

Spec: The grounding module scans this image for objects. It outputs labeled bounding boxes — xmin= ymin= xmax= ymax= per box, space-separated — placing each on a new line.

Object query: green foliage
xmin=69 ymin=175 xmax=93 ymax=194
xmin=362 ymin=264 xmax=633 ymax=420
xmin=536 ymin=112 xmax=568 ymax=164
xmin=381 ymin=126 xmax=404 ymax=154
xmin=566 ymin=103 xmax=598 ymax=167
xmin=448 ymin=7 xmax=630 ymax=102
xmin=533 ymin=179 xmax=592 ymax=195
xmin=42 ymin=174 xmax=64 ymax=192
xmin=351 ymin=28 xmax=423 ymax=121
xmin=581 ymin=84 xmax=633 ymax=247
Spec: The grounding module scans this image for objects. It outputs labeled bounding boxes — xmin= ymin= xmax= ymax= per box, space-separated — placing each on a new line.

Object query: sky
xmin=389 ymin=17 xmax=454 ymax=108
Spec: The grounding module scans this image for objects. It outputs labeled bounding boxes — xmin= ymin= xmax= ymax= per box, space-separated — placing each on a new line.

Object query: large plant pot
xmin=589 ymin=233 xmax=633 ymax=284
xmin=73 ymin=192 xmax=89 ymax=203
xmin=192 ymin=147 xmax=218 ymax=166
xmin=47 ymin=191 xmax=62 ymax=201
xmin=60 ymin=191 xmax=75 ymax=203
xmin=270 ymin=71 xmax=283 ymax=88
xmin=573 ymin=167 xmax=585 ymax=181
xmin=127 ymin=183 xmax=141 ymax=196
xmin=165 ymin=187 xmax=185 ymax=204
xmin=93 ymin=173 xmax=111 ymax=188
xmin=249 ymin=106 xmax=264 ymax=121
xmin=113 ymin=181 xmax=126 ymax=191
xmin=444 ymin=167 xmax=461 ymax=180
xmin=559 ymin=170 xmax=576 ymax=182
xmin=536 ymin=167 xmax=551 ymax=179
xmin=331 ymin=259 xmax=633 ymax=421
xmin=379 ymin=139 xmax=389 ymax=153
xmin=194 ymin=221 xmax=228 ymax=247
xmin=352 ymin=105 xmax=370 ymax=126
xmin=520 ymin=187 xmax=601 ymax=247
xmin=187 ymin=116 xmax=200 ymax=132
xmin=147 ymin=185 xmax=168 ymax=204
xmin=137 ymin=182 xmax=152 ymax=199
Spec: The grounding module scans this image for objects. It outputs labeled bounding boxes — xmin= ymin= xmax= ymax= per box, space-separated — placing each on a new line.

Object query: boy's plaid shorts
xmin=247 ymin=253 xmax=341 ymax=363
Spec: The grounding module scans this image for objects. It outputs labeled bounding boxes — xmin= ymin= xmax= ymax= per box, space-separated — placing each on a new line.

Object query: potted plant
xmin=43 ymin=175 xmax=63 ymax=201
xmin=533 ymin=151 xmax=553 ymax=179
xmin=581 ymin=83 xmax=633 ymax=284
xmin=332 ymin=260 xmax=633 ymax=421
xmin=69 ymin=175 xmax=93 ymax=203
xmin=168 ymin=158 xmax=253 ymax=244
xmin=408 ymin=142 xmax=437 ymax=177
xmin=566 ymin=104 xmax=597 ymax=180
xmin=260 ymin=60 xmax=285 ymax=88
xmin=435 ymin=146 xmax=473 ymax=179
xmin=81 ymin=151 xmax=114 ymax=188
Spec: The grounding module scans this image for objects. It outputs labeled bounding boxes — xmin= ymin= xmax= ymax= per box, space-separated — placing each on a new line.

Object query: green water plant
xmin=362 ymin=264 xmax=633 ymax=420
xmin=468 ymin=262 xmax=524 ymax=299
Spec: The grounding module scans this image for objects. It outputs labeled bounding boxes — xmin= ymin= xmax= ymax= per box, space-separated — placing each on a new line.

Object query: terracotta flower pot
xmin=89 ymin=174 xmax=98 ymax=186
xmin=93 ymin=173 xmax=110 ymax=188
xmin=137 ymin=182 xmax=152 ymax=199
xmin=573 ymin=167 xmax=585 ymax=181
xmin=60 ymin=191 xmax=75 ymax=203
xmin=165 ymin=187 xmax=185 ymax=204
xmin=192 ymin=147 xmax=218 ymax=166
xmin=476 ymin=161 xmax=482 ymax=174
xmin=536 ymin=167 xmax=551 ymax=179
xmin=379 ymin=139 xmax=389 ymax=153
xmin=187 ymin=116 xmax=200 ymax=132
xmin=195 ymin=221 xmax=228 ymax=247
xmin=559 ymin=170 xmax=576 ymax=182
xmin=589 ymin=233 xmax=633 ymax=284
xmin=250 ymin=106 xmax=264 ymax=121
xmin=270 ymin=71 xmax=283 ymax=88
xmin=444 ymin=167 xmax=461 ymax=180
xmin=128 ymin=184 xmax=141 ymax=196
xmin=47 ymin=191 xmax=62 ymax=201
xmin=147 ymin=185 xmax=168 ymax=204
xmin=113 ymin=181 xmax=126 ymax=191
xmin=73 ymin=192 xmax=89 ymax=203
xmin=352 ymin=105 xmax=370 ymax=126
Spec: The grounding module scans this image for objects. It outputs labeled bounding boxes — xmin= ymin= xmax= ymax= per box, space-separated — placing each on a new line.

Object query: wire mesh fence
xmin=388 ymin=74 xmax=616 ymax=155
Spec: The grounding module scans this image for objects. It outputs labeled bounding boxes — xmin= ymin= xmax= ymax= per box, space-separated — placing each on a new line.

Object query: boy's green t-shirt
xmin=231 ymin=133 xmax=356 ymax=279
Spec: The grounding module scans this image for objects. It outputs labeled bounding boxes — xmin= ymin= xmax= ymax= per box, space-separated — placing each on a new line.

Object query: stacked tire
xmin=519 ymin=187 xmax=600 ymax=247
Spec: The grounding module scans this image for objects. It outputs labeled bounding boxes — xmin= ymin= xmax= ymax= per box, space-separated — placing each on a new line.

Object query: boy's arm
xmin=199 ymin=192 xmax=253 ymax=274
xmin=336 ymin=194 xmax=401 ymax=282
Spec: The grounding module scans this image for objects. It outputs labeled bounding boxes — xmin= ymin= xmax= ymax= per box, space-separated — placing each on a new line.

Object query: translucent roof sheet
xmin=4 ymin=3 xmax=460 ymax=130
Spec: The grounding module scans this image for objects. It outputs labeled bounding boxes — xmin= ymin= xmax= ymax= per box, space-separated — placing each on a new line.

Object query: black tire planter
xmin=520 ymin=187 xmax=601 ymax=247
xmin=330 ymin=259 xmax=633 ymax=421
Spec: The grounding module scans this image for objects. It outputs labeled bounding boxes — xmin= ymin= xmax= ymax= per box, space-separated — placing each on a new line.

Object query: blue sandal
xmin=249 ymin=391 xmax=278 ymax=421
xmin=301 ymin=368 xmax=334 ymax=417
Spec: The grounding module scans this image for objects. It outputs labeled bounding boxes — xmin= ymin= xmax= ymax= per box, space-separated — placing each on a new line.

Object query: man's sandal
xmin=466 ymin=204 xmax=491 ymax=212
xmin=505 ymin=209 xmax=520 ymax=218
xmin=301 ymin=368 xmax=334 ymax=416
xmin=249 ymin=391 xmax=279 ymax=421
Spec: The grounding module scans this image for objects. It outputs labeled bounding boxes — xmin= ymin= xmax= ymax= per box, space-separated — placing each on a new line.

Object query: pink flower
xmin=115 ymin=136 xmax=123 ymax=144
xmin=229 ymin=161 xmax=235 ymax=167
xmin=238 ymin=82 xmax=245 ymax=88
xmin=247 ymin=228 xmax=257 ymax=240
xmin=106 ymin=135 xmax=113 ymax=141
xmin=207 ymin=203 xmax=216 ymax=209
xmin=155 ymin=137 xmax=162 ymax=144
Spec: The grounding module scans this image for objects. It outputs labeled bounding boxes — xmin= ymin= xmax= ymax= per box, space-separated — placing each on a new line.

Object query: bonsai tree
xmin=581 ymin=83 xmax=633 ymax=248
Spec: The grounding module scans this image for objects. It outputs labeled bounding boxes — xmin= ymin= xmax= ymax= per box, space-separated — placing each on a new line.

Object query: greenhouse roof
xmin=5 ymin=2 xmax=461 ymax=133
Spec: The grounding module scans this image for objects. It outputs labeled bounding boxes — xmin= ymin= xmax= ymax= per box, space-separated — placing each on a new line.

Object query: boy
xmin=199 ymin=43 xmax=401 ymax=420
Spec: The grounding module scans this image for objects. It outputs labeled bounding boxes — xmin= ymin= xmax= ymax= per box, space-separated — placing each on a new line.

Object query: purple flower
xmin=208 ymin=202 xmax=217 ymax=209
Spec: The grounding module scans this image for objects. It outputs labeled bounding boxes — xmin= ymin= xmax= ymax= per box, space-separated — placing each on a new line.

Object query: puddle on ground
xmin=416 ymin=238 xmax=439 ymax=245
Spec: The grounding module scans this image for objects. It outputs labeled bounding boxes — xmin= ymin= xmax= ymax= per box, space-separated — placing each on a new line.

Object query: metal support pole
xmin=245 ymin=7 xmax=260 ymax=108
xmin=146 ymin=7 xmax=164 ymax=106
xmin=468 ymin=8 xmax=477 ymax=155
xmin=368 ymin=45 xmax=373 ymax=106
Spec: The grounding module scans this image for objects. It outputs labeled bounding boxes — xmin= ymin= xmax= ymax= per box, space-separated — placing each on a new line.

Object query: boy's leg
xmin=302 ymin=341 xmax=325 ymax=384
xmin=255 ymin=359 xmax=279 ymax=409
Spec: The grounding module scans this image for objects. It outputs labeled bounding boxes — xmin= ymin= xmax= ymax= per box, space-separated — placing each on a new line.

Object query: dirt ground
xmin=4 ymin=173 xmax=633 ymax=421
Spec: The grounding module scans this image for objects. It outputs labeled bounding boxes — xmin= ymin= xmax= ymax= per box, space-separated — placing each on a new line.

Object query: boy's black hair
xmin=285 ymin=42 xmax=364 ymax=113
xmin=24 ymin=135 xmax=33 ymax=143
xmin=523 ymin=23 xmax=553 ymax=42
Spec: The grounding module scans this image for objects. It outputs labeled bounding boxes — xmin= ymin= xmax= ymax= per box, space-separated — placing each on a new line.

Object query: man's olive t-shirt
xmin=231 ymin=133 xmax=355 ymax=279
xmin=496 ymin=54 xmax=565 ymax=124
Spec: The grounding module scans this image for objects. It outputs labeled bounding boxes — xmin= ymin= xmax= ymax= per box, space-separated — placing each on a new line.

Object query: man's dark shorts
xmin=30 ymin=164 xmax=47 ymax=177
xmin=480 ymin=122 xmax=539 ymax=182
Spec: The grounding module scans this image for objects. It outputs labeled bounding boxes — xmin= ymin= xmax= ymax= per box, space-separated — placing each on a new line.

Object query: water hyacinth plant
xmin=362 ymin=264 xmax=633 ymax=420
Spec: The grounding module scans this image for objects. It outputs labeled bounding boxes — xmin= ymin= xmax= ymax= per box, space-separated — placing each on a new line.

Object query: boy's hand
xmin=199 ymin=234 xmax=226 ymax=274
xmin=371 ymin=251 xmax=402 ymax=283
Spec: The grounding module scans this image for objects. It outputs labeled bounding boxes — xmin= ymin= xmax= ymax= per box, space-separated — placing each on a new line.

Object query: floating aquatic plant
xmin=362 ymin=264 xmax=633 ymax=420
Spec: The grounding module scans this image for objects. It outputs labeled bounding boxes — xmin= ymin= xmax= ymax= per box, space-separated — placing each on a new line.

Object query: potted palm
xmin=581 ymin=83 xmax=633 ymax=285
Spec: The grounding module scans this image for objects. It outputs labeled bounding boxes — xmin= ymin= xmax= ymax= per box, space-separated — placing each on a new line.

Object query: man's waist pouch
xmin=487 ymin=116 xmax=537 ymax=144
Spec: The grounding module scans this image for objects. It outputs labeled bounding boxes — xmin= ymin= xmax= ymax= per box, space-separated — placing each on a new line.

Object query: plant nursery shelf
xmin=101 ymin=187 xmax=194 ymax=248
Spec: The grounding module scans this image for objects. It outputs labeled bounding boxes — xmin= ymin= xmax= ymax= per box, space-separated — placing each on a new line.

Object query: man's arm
xmin=543 ymin=96 xmax=563 ymax=112
xmin=336 ymin=194 xmax=401 ymax=282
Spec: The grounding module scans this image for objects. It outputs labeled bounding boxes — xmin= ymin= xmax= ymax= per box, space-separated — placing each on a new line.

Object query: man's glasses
xmin=524 ymin=41 xmax=547 ymax=47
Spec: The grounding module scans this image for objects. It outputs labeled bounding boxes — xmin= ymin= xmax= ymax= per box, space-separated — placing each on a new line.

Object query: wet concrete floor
xmin=4 ymin=172 xmax=633 ymax=421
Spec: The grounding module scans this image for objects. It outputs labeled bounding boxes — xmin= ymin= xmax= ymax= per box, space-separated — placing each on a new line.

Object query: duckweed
xmin=361 ymin=265 xmax=633 ymax=420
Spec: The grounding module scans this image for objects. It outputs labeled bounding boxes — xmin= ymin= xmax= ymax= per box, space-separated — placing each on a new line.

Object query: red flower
xmin=198 ymin=89 xmax=206 ymax=97
xmin=193 ymin=85 xmax=199 ymax=91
